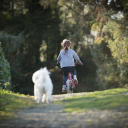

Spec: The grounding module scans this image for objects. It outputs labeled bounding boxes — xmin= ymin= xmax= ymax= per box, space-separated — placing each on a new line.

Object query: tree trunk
xmin=46 ymin=40 xmax=50 ymax=69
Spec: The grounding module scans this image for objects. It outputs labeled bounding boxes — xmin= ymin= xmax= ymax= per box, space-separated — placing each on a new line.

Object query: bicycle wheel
xmin=66 ymin=79 xmax=74 ymax=93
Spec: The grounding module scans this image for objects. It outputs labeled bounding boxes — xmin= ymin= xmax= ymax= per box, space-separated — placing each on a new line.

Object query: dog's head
xmin=40 ymin=67 xmax=51 ymax=75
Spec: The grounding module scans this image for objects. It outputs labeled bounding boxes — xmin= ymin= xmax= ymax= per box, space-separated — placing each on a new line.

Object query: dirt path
xmin=1 ymin=93 xmax=128 ymax=128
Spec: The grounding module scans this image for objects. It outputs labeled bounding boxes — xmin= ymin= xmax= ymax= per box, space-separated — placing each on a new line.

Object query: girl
xmin=57 ymin=39 xmax=83 ymax=92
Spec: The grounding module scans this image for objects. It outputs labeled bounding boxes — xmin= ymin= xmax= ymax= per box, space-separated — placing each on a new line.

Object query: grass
xmin=1 ymin=88 xmax=128 ymax=120
xmin=55 ymin=88 xmax=128 ymax=113
xmin=0 ymin=89 xmax=37 ymax=120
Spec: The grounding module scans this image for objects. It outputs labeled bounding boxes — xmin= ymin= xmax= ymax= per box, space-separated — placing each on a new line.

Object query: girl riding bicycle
xmin=57 ymin=39 xmax=83 ymax=92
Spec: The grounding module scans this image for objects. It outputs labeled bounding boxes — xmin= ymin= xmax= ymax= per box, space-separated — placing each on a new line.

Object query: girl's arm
xmin=57 ymin=52 xmax=61 ymax=62
xmin=73 ymin=51 xmax=82 ymax=64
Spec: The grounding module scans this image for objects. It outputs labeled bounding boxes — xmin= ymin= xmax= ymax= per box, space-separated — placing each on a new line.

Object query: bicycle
xmin=66 ymin=63 xmax=78 ymax=94
xmin=57 ymin=62 xmax=83 ymax=94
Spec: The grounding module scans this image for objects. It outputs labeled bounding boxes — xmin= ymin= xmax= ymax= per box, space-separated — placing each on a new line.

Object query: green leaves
xmin=92 ymin=13 xmax=128 ymax=89
xmin=0 ymin=42 xmax=11 ymax=90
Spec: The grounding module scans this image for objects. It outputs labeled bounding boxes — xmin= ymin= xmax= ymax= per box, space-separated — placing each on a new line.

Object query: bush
xmin=0 ymin=42 xmax=11 ymax=90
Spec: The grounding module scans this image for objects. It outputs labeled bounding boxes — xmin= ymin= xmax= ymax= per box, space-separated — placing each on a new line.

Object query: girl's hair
xmin=61 ymin=39 xmax=71 ymax=53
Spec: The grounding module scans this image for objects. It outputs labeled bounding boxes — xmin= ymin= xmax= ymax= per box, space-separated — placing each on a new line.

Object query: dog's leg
xmin=45 ymin=94 xmax=48 ymax=104
xmin=49 ymin=94 xmax=52 ymax=103
xmin=42 ymin=94 xmax=46 ymax=102
xmin=34 ymin=85 xmax=38 ymax=100
xmin=42 ymin=88 xmax=46 ymax=102
xmin=34 ymin=84 xmax=39 ymax=102
xmin=34 ymin=85 xmax=36 ymax=100
xmin=37 ymin=90 xmax=42 ymax=103
xmin=46 ymin=93 xmax=52 ymax=103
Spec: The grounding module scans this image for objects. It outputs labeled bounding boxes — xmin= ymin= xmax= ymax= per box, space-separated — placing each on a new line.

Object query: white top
xmin=57 ymin=49 xmax=82 ymax=68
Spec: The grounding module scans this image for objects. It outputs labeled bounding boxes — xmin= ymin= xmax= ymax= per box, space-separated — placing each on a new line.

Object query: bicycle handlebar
xmin=57 ymin=62 xmax=83 ymax=66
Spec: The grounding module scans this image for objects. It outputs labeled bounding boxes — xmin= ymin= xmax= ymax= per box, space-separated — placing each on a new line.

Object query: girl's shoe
xmin=74 ymin=79 xmax=78 ymax=85
xmin=62 ymin=87 xmax=66 ymax=92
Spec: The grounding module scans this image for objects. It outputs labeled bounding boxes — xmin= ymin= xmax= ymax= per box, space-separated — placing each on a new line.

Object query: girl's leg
xmin=72 ymin=69 xmax=77 ymax=79
xmin=62 ymin=71 xmax=68 ymax=90
xmin=72 ymin=69 xmax=78 ymax=85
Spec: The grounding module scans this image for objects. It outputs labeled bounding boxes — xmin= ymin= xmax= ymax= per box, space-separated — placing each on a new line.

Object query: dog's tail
xmin=32 ymin=75 xmax=37 ymax=84
xmin=32 ymin=75 xmax=37 ymax=83
xmin=32 ymin=69 xmax=41 ymax=83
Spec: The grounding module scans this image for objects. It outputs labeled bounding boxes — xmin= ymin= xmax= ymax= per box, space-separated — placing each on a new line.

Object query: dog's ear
xmin=43 ymin=67 xmax=47 ymax=70
xmin=44 ymin=67 xmax=51 ymax=74
xmin=40 ymin=67 xmax=46 ymax=70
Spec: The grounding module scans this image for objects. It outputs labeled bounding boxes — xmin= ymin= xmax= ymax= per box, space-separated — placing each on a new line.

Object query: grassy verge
xmin=1 ymin=88 xmax=128 ymax=120
xmin=55 ymin=88 xmax=128 ymax=113
xmin=0 ymin=89 xmax=37 ymax=120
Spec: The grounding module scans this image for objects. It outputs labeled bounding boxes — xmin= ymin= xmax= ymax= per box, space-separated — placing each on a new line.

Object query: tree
xmin=0 ymin=0 xmax=65 ymax=94
xmin=39 ymin=0 xmax=128 ymax=90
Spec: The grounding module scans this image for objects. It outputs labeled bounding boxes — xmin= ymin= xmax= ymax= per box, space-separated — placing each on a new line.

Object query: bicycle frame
xmin=57 ymin=62 xmax=78 ymax=93
xmin=66 ymin=72 xmax=75 ymax=93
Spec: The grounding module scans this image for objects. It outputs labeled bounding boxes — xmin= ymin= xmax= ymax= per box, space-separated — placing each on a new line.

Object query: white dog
xmin=32 ymin=67 xmax=53 ymax=103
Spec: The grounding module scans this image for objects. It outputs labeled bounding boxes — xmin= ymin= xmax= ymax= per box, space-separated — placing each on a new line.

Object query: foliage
xmin=0 ymin=31 xmax=25 ymax=54
xmin=103 ymin=20 xmax=128 ymax=63
xmin=56 ymin=88 xmax=128 ymax=113
xmin=39 ymin=0 xmax=128 ymax=91
xmin=0 ymin=1 xmax=65 ymax=94
xmin=91 ymin=15 xmax=128 ymax=89
xmin=0 ymin=30 xmax=25 ymax=90
xmin=0 ymin=42 xmax=11 ymax=89
xmin=1 ymin=0 xmax=128 ymax=94
xmin=89 ymin=0 xmax=128 ymax=89
xmin=102 ymin=19 xmax=128 ymax=87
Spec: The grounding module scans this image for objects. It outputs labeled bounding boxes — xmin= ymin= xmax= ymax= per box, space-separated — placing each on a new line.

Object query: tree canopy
xmin=0 ymin=0 xmax=128 ymax=94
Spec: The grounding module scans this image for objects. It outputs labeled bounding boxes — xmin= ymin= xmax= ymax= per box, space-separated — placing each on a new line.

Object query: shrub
xmin=0 ymin=42 xmax=11 ymax=90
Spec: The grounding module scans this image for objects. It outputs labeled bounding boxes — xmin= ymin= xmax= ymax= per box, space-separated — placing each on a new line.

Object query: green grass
xmin=0 ymin=89 xmax=37 ymax=120
xmin=1 ymin=88 xmax=128 ymax=121
xmin=56 ymin=88 xmax=128 ymax=113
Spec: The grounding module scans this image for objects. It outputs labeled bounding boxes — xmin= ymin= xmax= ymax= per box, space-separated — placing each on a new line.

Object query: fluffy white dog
xmin=32 ymin=67 xmax=53 ymax=103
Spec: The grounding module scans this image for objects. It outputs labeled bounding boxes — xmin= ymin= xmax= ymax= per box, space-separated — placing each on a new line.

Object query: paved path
xmin=1 ymin=93 xmax=128 ymax=128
